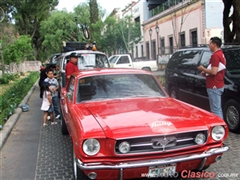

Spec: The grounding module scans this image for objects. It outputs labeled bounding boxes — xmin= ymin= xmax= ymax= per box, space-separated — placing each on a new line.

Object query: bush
xmin=0 ymin=76 xmax=10 ymax=84
xmin=0 ymin=73 xmax=21 ymax=84
xmin=0 ymin=71 xmax=39 ymax=127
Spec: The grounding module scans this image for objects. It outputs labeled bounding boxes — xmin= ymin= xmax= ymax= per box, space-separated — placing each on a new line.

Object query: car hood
xmin=82 ymin=98 xmax=223 ymax=139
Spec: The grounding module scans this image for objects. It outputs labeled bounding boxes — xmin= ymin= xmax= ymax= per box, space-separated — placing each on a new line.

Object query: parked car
xmin=60 ymin=68 xmax=228 ymax=180
xmin=109 ymin=54 xmax=158 ymax=72
xmin=165 ymin=45 xmax=240 ymax=133
xmin=55 ymin=50 xmax=110 ymax=95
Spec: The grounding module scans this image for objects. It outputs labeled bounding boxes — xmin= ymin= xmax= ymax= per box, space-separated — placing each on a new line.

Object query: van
xmin=55 ymin=50 xmax=110 ymax=94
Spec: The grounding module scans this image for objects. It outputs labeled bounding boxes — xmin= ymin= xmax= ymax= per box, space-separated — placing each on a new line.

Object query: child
xmin=40 ymin=82 xmax=57 ymax=126
xmin=44 ymin=69 xmax=61 ymax=120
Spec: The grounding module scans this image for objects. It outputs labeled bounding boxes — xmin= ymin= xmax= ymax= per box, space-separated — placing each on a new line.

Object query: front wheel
xmin=72 ymin=145 xmax=89 ymax=180
xmin=223 ymin=99 xmax=240 ymax=133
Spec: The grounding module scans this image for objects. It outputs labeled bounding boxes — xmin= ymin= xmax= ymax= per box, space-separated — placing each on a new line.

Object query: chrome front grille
xmin=115 ymin=130 xmax=208 ymax=154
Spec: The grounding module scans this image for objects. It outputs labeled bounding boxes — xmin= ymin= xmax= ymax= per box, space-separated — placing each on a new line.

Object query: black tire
xmin=72 ymin=145 xmax=89 ymax=180
xmin=60 ymin=109 xmax=69 ymax=135
xmin=169 ymin=86 xmax=178 ymax=99
xmin=142 ymin=67 xmax=151 ymax=72
xmin=223 ymin=99 xmax=240 ymax=133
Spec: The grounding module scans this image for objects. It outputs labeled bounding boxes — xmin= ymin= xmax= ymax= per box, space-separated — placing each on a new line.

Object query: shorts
xmin=48 ymin=105 xmax=54 ymax=113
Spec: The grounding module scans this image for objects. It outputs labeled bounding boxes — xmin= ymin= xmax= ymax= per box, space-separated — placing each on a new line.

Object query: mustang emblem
xmin=151 ymin=136 xmax=177 ymax=150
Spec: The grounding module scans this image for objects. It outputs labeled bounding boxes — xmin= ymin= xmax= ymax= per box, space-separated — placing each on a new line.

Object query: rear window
xmin=167 ymin=51 xmax=183 ymax=69
xmin=78 ymin=54 xmax=109 ymax=69
xmin=223 ymin=48 xmax=240 ymax=75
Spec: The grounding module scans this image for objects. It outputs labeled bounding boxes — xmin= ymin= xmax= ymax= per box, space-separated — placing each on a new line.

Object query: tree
xmin=89 ymin=0 xmax=100 ymax=42
xmin=40 ymin=10 xmax=80 ymax=60
xmin=98 ymin=16 xmax=118 ymax=54
xmin=1 ymin=0 xmax=59 ymax=59
xmin=3 ymin=35 xmax=34 ymax=66
xmin=0 ymin=22 xmax=17 ymax=75
xmin=223 ymin=0 xmax=240 ymax=43
xmin=74 ymin=2 xmax=91 ymax=42
xmin=116 ymin=15 xmax=141 ymax=53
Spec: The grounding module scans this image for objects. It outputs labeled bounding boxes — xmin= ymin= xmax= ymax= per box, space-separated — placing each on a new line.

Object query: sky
xmin=56 ymin=0 xmax=134 ymax=14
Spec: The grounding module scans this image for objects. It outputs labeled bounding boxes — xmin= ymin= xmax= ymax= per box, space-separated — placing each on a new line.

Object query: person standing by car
xmin=65 ymin=52 xmax=79 ymax=86
xmin=197 ymin=37 xmax=226 ymax=119
xmin=44 ymin=69 xmax=61 ymax=120
xmin=40 ymin=82 xmax=56 ymax=126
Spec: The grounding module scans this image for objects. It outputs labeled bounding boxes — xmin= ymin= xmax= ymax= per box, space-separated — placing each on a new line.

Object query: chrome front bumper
xmin=78 ymin=145 xmax=228 ymax=170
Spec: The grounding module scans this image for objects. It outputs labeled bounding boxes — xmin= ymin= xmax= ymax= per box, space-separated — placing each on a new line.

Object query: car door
xmin=194 ymin=50 xmax=212 ymax=110
xmin=62 ymin=76 xmax=76 ymax=135
xmin=165 ymin=51 xmax=183 ymax=96
xmin=176 ymin=50 xmax=201 ymax=103
xmin=114 ymin=55 xmax=132 ymax=68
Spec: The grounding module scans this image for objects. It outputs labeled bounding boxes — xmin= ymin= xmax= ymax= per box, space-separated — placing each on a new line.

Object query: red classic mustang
xmin=60 ymin=68 xmax=229 ymax=180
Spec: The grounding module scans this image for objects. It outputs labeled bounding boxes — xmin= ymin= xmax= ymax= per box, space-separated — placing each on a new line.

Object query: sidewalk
xmin=0 ymin=80 xmax=43 ymax=180
xmin=0 ymin=80 xmax=38 ymax=150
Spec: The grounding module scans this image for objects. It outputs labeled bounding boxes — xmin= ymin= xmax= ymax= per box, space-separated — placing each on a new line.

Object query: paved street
xmin=0 ymin=82 xmax=240 ymax=180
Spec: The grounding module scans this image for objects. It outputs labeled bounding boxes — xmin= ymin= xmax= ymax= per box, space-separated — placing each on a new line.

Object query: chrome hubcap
xmin=226 ymin=105 xmax=239 ymax=128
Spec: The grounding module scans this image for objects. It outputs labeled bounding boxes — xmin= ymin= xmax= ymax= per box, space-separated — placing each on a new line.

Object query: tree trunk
xmin=1 ymin=50 xmax=5 ymax=75
xmin=223 ymin=0 xmax=240 ymax=43
xmin=232 ymin=0 xmax=240 ymax=43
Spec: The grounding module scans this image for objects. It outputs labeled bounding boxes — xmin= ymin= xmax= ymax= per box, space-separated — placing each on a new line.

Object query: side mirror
xmin=66 ymin=92 xmax=72 ymax=100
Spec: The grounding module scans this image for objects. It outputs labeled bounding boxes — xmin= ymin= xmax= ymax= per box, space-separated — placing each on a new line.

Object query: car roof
xmin=178 ymin=45 xmax=240 ymax=51
xmin=59 ymin=50 xmax=107 ymax=57
xmin=72 ymin=68 xmax=153 ymax=78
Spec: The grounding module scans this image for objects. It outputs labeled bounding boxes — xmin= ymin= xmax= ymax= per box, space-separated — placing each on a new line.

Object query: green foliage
xmin=0 ymin=0 xmax=59 ymax=60
xmin=3 ymin=35 xmax=34 ymax=65
xmin=0 ymin=73 xmax=20 ymax=84
xmin=0 ymin=71 xmax=39 ymax=127
xmin=100 ymin=16 xmax=118 ymax=54
xmin=40 ymin=10 xmax=77 ymax=58
xmin=89 ymin=0 xmax=99 ymax=24
xmin=117 ymin=15 xmax=141 ymax=52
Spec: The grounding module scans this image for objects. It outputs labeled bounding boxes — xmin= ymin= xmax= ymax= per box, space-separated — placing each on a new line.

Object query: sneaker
xmin=47 ymin=116 xmax=51 ymax=121
xmin=51 ymin=122 xmax=57 ymax=125
xmin=43 ymin=123 xmax=47 ymax=127
xmin=55 ymin=114 xmax=60 ymax=119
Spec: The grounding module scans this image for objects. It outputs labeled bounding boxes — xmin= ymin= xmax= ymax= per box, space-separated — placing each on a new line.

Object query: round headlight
xmin=83 ymin=139 xmax=100 ymax=156
xmin=211 ymin=126 xmax=225 ymax=141
xmin=195 ymin=133 xmax=206 ymax=145
xmin=119 ymin=141 xmax=131 ymax=154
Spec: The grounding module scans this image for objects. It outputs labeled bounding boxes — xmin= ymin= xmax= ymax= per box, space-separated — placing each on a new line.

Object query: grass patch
xmin=0 ymin=71 xmax=39 ymax=128
xmin=0 ymin=72 xmax=30 ymax=96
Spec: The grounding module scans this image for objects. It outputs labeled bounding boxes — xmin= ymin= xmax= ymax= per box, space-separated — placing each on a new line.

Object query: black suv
xmin=165 ymin=45 xmax=240 ymax=133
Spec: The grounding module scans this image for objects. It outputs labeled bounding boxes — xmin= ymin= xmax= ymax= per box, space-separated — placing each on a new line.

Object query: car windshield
xmin=224 ymin=48 xmax=240 ymax=75
xmin=108 ymin=56 xmax=119 ymax=63
xmin=76 ymin=74 xmax=165 ymax=102
xmin=78 ymin=53 xmax=110 ymax=70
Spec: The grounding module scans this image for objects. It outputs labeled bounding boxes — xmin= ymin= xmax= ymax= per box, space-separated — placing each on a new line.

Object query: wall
xmin=9 ymin=61 xmax=41 ymax=73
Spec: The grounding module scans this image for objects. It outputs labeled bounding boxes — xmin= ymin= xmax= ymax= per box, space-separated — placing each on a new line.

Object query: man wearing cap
xmin=65 ymin=52 xmax=79 ymax=86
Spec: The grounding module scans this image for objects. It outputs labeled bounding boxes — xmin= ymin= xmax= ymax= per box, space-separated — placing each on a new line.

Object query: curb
xmin=0 ymin=79 xmax=39 ymax=151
